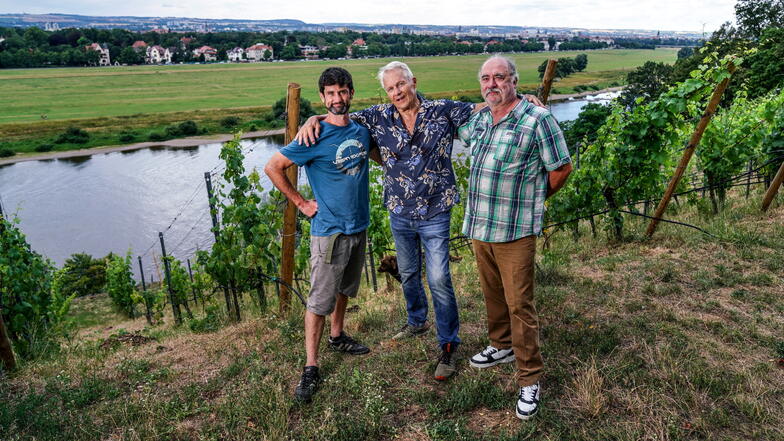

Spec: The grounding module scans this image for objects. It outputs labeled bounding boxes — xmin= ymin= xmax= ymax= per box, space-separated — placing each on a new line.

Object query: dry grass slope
xmin=1 ymin=188 xmax=782 ymax=440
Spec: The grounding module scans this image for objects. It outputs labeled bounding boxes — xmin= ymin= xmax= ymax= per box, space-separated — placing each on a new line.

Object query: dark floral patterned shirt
xmin=352 ymin=96 xmax=474 ymax=219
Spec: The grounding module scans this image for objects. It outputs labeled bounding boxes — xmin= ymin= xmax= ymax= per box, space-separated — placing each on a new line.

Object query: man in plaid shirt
xmin=457 ymin=55 xmax=572 ymax=420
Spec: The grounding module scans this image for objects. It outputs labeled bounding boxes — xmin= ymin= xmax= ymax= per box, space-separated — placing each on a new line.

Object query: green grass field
xmin=0 ymin=49 xmax=678 ymax=124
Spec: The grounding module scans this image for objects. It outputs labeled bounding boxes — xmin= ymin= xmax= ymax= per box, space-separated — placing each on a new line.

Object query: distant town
xmin=0 ymin=13 xmax=702 ymax=69
xmin=1 ymin=13 xmax=704 ymax=39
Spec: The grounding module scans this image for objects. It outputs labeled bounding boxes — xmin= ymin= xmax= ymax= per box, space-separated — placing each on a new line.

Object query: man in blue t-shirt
xmin=264 ymin=67 xmax=375 ymax=403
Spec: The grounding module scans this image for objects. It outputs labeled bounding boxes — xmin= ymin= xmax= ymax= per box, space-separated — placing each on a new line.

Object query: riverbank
xmin=0 ymin=128 xmax=285 ymax=166
xmin=549 ymin=85 xmax=624 ymax=102
xmin=0 ymin=85 xmax=624 ymax=166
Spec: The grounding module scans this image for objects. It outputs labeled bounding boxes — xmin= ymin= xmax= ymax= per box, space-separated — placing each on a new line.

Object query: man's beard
xmin=328 ymin=103 xmax=350 ymax=115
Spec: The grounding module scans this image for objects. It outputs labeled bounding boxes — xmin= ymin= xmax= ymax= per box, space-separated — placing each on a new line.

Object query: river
xmin=0 ymin=94 xmax=615 ymax=277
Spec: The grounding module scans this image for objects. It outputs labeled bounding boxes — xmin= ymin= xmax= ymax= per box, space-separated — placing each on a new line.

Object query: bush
xmin=164 ymin=125 xmax=182 ymax=137
xmin=34 ymin=144 xmax=54 ymax=152
xmin=118 ymin=132 xmax=136 ymax=142
xmin=106 ymin=252 xmax=138 ymax=318
xmin=57 ymin=253 xmax=108 ymax=297
xmin=178 ymin=120 xmax=199 ymax=136
xmin=148 ymin=132 xmax=165 ymax=142
xmin=0 ymin=148 xmax=15 ymax=157
xmin=54 ymin=127 xmax=90 ymax=144
xmin=221 ymin=116 xmax=241 ymax=128
xmin=272 ymin=96 xmax=315 ymax=124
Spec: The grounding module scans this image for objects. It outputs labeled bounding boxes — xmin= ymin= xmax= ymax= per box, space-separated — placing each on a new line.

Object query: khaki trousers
xmin=472 ymin=236 xmax=542 ymax=386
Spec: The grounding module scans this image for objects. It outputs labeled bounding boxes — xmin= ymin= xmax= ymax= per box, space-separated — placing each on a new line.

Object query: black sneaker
xmin=295 ymin=366 xmax=320 ymax=402
xmin=434 ymin=343 xmax=457 ymax=381
xmin=328 ymin=332 xmax=370 ymax=355
xmin=391 ymin=321 xmax=431 ymax=340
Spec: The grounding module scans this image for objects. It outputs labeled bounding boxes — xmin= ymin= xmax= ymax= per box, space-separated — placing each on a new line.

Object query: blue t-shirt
xmin=279 ymin=120 xmax=372 ymax=237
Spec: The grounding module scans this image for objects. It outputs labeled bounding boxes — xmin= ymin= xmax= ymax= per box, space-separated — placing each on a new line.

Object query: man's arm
xmin=263 ymin=152 xmax=318 ymax=217
xmin=546 ymin=163 xmax=572 ymax=198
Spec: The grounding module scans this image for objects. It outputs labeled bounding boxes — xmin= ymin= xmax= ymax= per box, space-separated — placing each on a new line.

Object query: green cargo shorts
xmin=306 ymin=230 xmax=366 ymax=316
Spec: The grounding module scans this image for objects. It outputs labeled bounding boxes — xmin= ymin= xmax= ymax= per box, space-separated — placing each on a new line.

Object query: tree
xmin=23 ymin=27 xmax=48 ymax=47
xmin=547 ymin=36 xmax=556 ymax=50
xmin=272 ymin=96 xmax=315 ymax=124
xmin=263 ymin=49 xmax=271 ymax=60
xmin=556 ymin=57 xmax=576 ymax=77
xmin=677 ymin=47 xmax=694 ymax=59
xmin=118 ymin=46 xmax=143 ymax=65
xmin=746 ymin=27 xmax=784 ymax=98
xmin=735 ymin=0 xmax=784 ymax=39
xmin=619 ymin=61 xmax=674 ymax=108
xmin=280 ymin=44 xmax=297 ymax=60
xmin=574 ymin=53 xmax=588 ymax=72
xmin=561 ymin=103 xmax=613 ymax=149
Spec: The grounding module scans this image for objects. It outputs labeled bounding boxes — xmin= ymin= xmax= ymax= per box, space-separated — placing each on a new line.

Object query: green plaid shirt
xmin=457 ymin=97 xmax=571 ymax=243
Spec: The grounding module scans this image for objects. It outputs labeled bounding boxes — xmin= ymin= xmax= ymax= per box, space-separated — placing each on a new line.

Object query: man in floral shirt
xmin=297 ymin=61 xmax=474 ymax=381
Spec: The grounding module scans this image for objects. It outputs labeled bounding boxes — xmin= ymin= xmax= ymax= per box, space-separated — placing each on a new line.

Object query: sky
xmin=0 ymin=0 xmax=738 ymax=33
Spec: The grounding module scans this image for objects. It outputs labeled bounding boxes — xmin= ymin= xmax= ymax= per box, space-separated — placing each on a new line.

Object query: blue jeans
xmin=390 ymin=210 xmax=460 ymax=349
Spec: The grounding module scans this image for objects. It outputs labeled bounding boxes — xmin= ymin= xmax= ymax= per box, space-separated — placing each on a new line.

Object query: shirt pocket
xmin=493 ymin=127 xmax=533 ymax=163
xmin=468 ymin=126 xmax=486 ymax=157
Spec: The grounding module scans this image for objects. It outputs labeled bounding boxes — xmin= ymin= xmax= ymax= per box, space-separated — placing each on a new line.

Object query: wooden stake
xmin=645 ymin=62 xmax=735 ymax=237
xmin=761 ymin=159 xmax=784 ymax=212
xmin=0 ymin=311 xmax=15 ymax=371
xmin=538 ymin=59 xmax=558 ymax=105
xmin=280 ymin=82 xmax=301 ymax=313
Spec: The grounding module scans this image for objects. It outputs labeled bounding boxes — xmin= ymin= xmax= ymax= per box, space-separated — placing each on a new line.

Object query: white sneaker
xmin=515 ymin=382 xmax=540 ymax=420
xmin=469 ymin=345 xmax=515 ymax=368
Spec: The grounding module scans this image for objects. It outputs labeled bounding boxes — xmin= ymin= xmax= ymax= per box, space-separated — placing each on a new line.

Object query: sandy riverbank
xmin=0 ymin=128 xmax=286 ymax=166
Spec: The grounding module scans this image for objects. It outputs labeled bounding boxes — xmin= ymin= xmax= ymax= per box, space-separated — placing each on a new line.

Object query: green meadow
xmin=1 ymin=49 xmax=678 ymax=124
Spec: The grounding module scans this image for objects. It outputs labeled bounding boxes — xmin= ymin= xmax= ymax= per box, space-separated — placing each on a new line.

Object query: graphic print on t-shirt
xmin=333 ymin=138 xmax=367 ymax=176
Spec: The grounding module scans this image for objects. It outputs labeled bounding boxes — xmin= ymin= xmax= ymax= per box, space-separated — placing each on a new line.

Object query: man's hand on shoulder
xmin=294 ymin=115 xmax=324 ymax=146
xmin=524 ymin=94 xmax=545 ymax=108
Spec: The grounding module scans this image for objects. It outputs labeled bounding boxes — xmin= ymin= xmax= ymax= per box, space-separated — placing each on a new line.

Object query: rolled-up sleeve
xmin=537 ymin=113 xmax=571 ymax=171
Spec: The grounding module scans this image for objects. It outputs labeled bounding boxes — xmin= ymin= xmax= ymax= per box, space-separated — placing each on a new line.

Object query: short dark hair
xmin=318 ymin=67 xmax=353 ymax=94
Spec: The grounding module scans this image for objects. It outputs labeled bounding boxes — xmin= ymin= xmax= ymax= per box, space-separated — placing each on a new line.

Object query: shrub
xmin=57 ymin=253 xmax=108 ymax=297
xmin=221 ymin=116 xmax=241 ymax=128
xmin=118 ymin=132 xmax=136 ymax=142
xmin=106 ymin=252 xmax=138 ymax=318
xmin=272 ymin=96 xmax=315 ymax=124
xmin=34 ymin=144 xmax=54 ymax=152
xmin=148 ymin=132 xmax=165 ymax=142
xmin=54 ymin=127 xmax=90 ymax=144
xmin=178 ymin=120 xmax=199 ymax=136
xmin=0 ymin=148 xmax=15 ymax=157
xmin=164 ymin=125 xmax=182 ymax=137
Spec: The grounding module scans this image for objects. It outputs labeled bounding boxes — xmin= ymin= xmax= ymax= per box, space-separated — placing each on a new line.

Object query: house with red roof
xmin=246 ymin=43 xmax=274 ymax=61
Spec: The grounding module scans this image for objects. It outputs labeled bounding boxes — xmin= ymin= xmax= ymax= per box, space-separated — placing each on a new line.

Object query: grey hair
xmin=479 ymin=55 xmax=519 ymax=83
xmin=377 ymin=61 xmax=414 ymax=87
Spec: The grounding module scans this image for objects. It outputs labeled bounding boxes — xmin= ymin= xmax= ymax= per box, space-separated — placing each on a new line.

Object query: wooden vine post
xmin=537 ymin=59 xmax=558 ymax=104
xmin=761 ymin=160 xmax=784 ymax=212
xmin=280 ymin=82 xmax=301 ymax=313
xmin=645 ymin=62 xmax=736 ymax=237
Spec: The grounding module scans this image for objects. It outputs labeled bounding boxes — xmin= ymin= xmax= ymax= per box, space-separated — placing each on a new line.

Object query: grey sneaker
xmin=434 ymin=343 xmax=457 ymax=381
xmin=391 ymin=321 xmax=431 ymax=340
